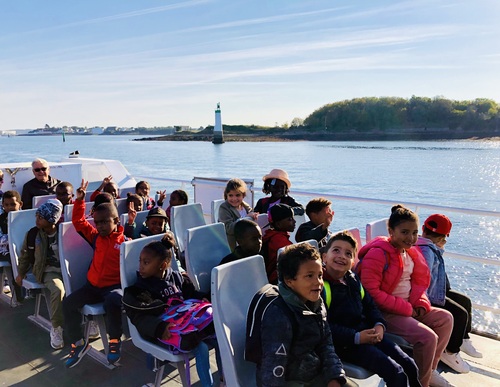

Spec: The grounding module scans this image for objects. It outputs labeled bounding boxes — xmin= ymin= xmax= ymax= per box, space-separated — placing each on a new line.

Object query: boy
xmin=250 ymin=243 xmax=347 ymax=387
xmin=262 ymin=203 xmax=295 ymax=284
xmin=16 ymin=199 xmax=65 ymax=349
xmin=125 ymin=206 xmax=169 ymax=239
xmin=296 ymin=198 xmax=334 ymax=248
xmin=0 ymin=190 xmax=24 ymax=304
xmin=219 ymin=219 xmax=262 ymax=265
xmin=322 ymin=231 xmax=421 ymax=387
xmin=63 ymin=180 xmax=126 ymax=368
xmin=55 ymin=181 xmax=74 ymax=222
xmin=417 ymin=214 xmax=482 ymax=372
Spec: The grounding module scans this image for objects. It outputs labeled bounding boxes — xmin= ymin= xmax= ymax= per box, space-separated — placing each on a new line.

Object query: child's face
xmin=104 ymin=183 xmax=118 ymax=198
xmin=237 ymin=227 xmax=262 ymax=256
xmin=93 ymin=210 xmax=119 ymax=237
xmin=56 ymin=186 xmax=73 ymax=205
xmin=389 ymin=220 xmax=419 ymax=251
xmin=227 ymin=189 xmax=244 ymax=208
xmin=2 ymin=197 xmax=22 ymax=213
xmin=131 ymin=199 xmax=143 ymax=211
xmin=310 ymin=206 xmax=334 ymax=226
xmin=269 ymin=179 xmax=287 ymax=199
xmin=169 ymin=192 xmax=184 ymax=207
xmin=145 ymin=217 xmax=166 ymax=235
xmin=275 ymin=216 xmax=296 ymax=232
xmin=136 ymin=183 xmax=150 ymax=198
xmin=139 ymin=249 xmax=165 ymax=279
xmin=322 ymin=240 xmax=355 ymax=278
xmin=35 ymin=213 xmax=55 ymax=232
xmin=285 ymin=259 xmax=323 ymax=303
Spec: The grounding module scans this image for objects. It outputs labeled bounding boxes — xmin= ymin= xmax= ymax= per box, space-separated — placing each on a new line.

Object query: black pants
xmin=434 ymin=289 xmax=471 ymax=353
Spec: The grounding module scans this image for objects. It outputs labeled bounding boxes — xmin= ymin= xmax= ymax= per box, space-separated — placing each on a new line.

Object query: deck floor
xmin=0 ymin=294 xmax=498 ymax=387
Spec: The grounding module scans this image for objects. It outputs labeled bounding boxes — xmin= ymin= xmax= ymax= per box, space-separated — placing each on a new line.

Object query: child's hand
xmin=412 ymin=306 xmax=427 ymax=318
xmin=161 ymin=323 xmax=173 ymax=340
xmin=247 ymin=211 xmax=258 ymax=221
xmin=359 ymin=328 xmax=381 ymax=345
xmin=156 ymin=190 xmax=166 ymax=206
xmin=15 ymin=274 xmax=25 ymax=287
xmin=127 ymin=202 xmax=137 ymax=225
xmin=373 ymin=324 xmax=384 ymax=341
xmin=327 ymin=380 xmax=341 ymax=387
xmin=103 ymin=175 xmax=112 ymax=185
xmin=76 ymin=179 xmax=88 ymax=200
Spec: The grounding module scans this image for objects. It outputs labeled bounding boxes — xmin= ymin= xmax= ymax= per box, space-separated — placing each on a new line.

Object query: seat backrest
xmin=63 ymin=201 xmax=94 ymax=222
xmin=170 ymin=203 xmax=206 ymax=253
xmin=253 ymin=213 xmax=270 ymax=234
xmin=366 ymin=218 xmax=388 ymax=242
xmin=277 ymin=239 xmax=319 ymax=261
xmin=115 ymin=198 xmax=129 ymax=215
xmin=211 ymin=199 xmax=225 ymax=224
xmin=120 ymin=210 xmax=150 ymax=232
xmin=290 ymin=213 xmax=307 ymax=244
xmin=8 ymin=209 xmax=37 ymax=278
xmin=211 ymin=255 xmax=268 ymax=387
xmin=32 ymin=194 xmax=56 ymax=208
xmin=58 ymin=220 xmax=95 ymax=295
xmin=184 ymin=223 xmax=230 ymax=293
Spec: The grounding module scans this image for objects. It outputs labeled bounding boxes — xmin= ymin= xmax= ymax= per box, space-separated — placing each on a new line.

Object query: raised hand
xmin=76 ymin=179 xmax=89 ymax=200
xmin=127 ymin=201 xmax=137 ymax=225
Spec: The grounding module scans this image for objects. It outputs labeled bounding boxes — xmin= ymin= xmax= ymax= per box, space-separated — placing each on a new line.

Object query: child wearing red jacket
xmin=63 ymin=180 xmax=127 ymax=369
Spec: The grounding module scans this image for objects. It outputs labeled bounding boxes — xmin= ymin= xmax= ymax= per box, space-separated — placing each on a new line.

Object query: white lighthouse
xmin=212 ymin=102 xmax=224 ymax=144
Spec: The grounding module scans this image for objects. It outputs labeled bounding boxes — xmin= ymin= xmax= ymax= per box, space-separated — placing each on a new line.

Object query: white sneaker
xmin=440 ymin=350 xmax=470 ymax=373
xmin=3 ymin=285 xmax=10 ymax=294
xmin=88 ymin=320 xmax=100 ymax=339
xmin=460 ymin=338 xmax=483 ymax=358
xmin=430 ymin=370 xmax=455 ymax=387
xmin=50 ymin=326 xmax=64 ymax=349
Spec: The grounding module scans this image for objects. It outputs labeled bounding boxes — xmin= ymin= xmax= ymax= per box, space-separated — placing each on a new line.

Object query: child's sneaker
xmin=460 ymin=338 xmax=483 ymax=358
xmin=65 ymin=340 xmax=90 ymax=368
xmin=107 ymin=338 xmax=121 ymax=364
xmin=88 ymin=320 xmax=100 ymax=339
xmin=50 ymin=326 xmax=64 ymax=349
xmin=3 ymin=284 xmax=11 ymax=294
xmin=440 ymin=350 xmax=470 ymax=373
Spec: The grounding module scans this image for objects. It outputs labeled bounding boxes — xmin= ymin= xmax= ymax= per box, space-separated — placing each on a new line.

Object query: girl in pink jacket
xmin=357 ymin=205 xmax=453 ymax=387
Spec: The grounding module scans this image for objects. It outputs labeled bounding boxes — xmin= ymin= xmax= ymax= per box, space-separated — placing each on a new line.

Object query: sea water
xmin=1 ymin=135 xmax=498 ymax=334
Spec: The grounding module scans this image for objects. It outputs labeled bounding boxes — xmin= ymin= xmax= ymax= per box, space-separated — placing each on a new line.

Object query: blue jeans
xmin=192 ymin=337 xmax=222 ymax=387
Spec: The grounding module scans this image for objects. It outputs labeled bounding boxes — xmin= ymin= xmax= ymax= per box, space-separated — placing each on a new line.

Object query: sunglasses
xmin=33 ymin=167 xmax=48 ymax=172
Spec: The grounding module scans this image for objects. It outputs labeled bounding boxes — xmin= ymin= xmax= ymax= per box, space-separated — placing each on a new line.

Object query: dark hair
xmin=103 ymin=182 xmax=118 ymax=194
xmin=126 ymin=192 xmax=142 ymax=204
xmin=3 ymin=190 xmax=21 ymax=202
xmin=323 ymin=230 xmax=358 ymax=254
xmin=0 ymin=169 xmax=3 ymax=178
xmin=278 ymin=243 xmax=320 ymax=282
xmin=224 ymin=178 xmax=247 ymax=199
xmin=305 ymin=197 xmax=331 ymax=217
xmin=56 ymin=181 xmax=73 ymax=191
xmin=170 ymin=189 xmax=188 ymax=204
xmin=94 ymin=192 xmax=116 ymax=208
xmin=422 ymin=225 xmax=445 ymax=238
xmin=388 ymin=204 xmax=419 ymax=230
xmin=234 ymin=219 xmax=260 ymax=240
xmin=136 ymin=181 xmax=150 ymax=191
xmin=142 ymin=241 xmax=172 ymax=265
xmin=262 ymin=178 xmax=289 ymax=195
xmin=93 ymin=202 xmax=118 ymax=218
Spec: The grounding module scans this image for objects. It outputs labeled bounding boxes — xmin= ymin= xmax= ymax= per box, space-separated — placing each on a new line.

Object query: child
xmin=165 ymin=189 xmax=188 ymax=227
xmin=250 ymin=243 xmax=347 ymax=387
xmin=89 ymin=192 xmax=116 ymax=218
xmin=135 ymin=181 xmax=155 ymax=210
xmin=90 ymin=175 xmax=120 ymax=201
xmin=0 ymin=169 xmax=4 ymax=202
xmin=296 ymin=197 xmax=334 ymax=247
xmin=322 ymin=231 xmax=421 ymax=387
xmin=417 ymin=214 xmax=482 ymax=371
xmin=262 ymin=203 xmax=296 ymax=284
xmin=16 ymin=199 xmax=65 ymax=349
xmin=123 ymin=237 xmax=220 ymax=387
xmin=253 ymin=169 xmax=304 ymax=216
xmin=219 ymin=219 xmax=262 ymax=265
xmin=0 ymin=190 xmax=24 ymax=304
xmin=63 ymin=180 xmax=126 ymax=368
xmin=127 ymin=192 xmax=143 ymax=212
xmin=219 ymin=178 xmax=257 ymax=250
xmin=55 ymin=181 xmax=74 ymax=222
xmin=356 ymin=205 xmax=453 ymax=387
xmin=125 ymin=206 xmax=169 ymax=239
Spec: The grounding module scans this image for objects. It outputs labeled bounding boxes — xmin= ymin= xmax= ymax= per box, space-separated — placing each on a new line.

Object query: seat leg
xmin=177 ymin=358 xmax=191 ymax=387
xmin=154 ymin=363 xmax=166 ymax=387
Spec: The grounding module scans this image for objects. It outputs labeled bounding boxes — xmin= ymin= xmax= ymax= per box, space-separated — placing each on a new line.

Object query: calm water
xmin=1 ymin=135 xmax=499 ymax=333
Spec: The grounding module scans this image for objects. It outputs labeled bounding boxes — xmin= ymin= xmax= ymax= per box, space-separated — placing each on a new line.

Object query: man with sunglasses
xmin=21 ymin=158 xmax=61 ymax=209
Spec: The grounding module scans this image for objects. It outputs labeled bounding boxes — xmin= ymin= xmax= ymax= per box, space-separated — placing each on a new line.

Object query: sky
xmin=1 ymin=0 xmax=500 ymax=130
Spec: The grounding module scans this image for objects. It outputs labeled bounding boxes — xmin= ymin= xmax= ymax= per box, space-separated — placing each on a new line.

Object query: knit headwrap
xmin=36 ymin=198 xmax=63 ymax=224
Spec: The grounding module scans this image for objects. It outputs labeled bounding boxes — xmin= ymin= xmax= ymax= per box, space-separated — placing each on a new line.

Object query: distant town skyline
xmin=1 ymin=0 xmax=499 ymax=131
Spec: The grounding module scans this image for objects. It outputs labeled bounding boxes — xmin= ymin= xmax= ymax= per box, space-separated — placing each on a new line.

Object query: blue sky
xmin=1 ymin=0 xmax=499 ymax=130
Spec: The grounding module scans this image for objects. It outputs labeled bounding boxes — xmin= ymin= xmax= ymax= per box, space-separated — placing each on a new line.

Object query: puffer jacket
xmin=356 ymin=236 xmax=431 ymax=316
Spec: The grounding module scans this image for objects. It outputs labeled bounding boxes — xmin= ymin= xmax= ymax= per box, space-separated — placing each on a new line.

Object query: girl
xmin=253 ymin=168 xmax=304 ymax=216
xmin=126 ymin=193 xmax=143 ymax=212
xmin=135 ymin=181 xmax=155 ymax=210
xmin=356 ymin=205 xmax=453 ymax=387
xmin=165 ymin=189 xmax=188 ymax=228
xmin=123 ymin=236 xmax=221 ymax=387
xmin=218 ymin=178 xmax=257 ymax=250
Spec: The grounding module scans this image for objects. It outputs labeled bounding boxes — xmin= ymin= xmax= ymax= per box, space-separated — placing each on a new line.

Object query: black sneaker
xmin=65 ymin=340 xmax=90 ymax=368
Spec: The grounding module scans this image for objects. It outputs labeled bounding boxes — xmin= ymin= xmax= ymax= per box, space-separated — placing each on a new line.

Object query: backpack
xmin=158 ymin=297 xmax=215 ymax=353
xmin=354 ymin=247 xmax=390 ymax=277
xmin=322 ymin=276 xmax=365 ymax=309
xmin=245 ymin=284 xmax=295 ymax=364
xmin=26 ymin=226 xmax=39 ymax=266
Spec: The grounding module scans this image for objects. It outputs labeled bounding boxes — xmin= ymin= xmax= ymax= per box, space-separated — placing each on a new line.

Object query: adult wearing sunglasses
xmin=21 ymin=158 xmax=61 ymax=209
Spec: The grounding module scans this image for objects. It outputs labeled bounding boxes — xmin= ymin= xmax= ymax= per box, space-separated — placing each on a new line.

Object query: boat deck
xmin=0 ymin=295 xmax=498 ymax=387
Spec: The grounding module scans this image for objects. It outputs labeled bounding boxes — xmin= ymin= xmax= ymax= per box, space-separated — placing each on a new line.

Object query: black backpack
xmin=245 ymin=283 xmax=295 ymax=364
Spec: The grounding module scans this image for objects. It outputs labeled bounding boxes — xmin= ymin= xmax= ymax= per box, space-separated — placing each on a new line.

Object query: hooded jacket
xmin=262 ymin=229 xmax=292 ymax=284
xmin=356 ymin=236 xmax=431 ymax=317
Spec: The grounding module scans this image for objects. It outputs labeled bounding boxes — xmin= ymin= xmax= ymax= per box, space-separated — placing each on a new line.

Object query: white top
xmin=392 ymin=250 xmax=414 ymax=301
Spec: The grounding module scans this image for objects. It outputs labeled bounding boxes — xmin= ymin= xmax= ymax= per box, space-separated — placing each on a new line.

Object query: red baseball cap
xmin=424 ymin=214 xmax=452 ymax=236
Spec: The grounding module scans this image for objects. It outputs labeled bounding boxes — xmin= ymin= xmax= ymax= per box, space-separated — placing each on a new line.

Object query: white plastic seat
xmin=170 ymin=203 xmax=206 ymax=254
xmin=210 ymin=199 xmax=225 ymax=224
xmin=277 ymin=239 xmax=319 ymax=259
xmin=252 ymin=213 xmax=270 ymax=234
xmin=32 ymin=194 xmax=56 ymax=209
xmin=8 ymin=209 xmax=52 ymax=330
xmin=58 ymin=220 xmax=114 ymax=369
xmin=184 ymin=223 xmax=231 ymax=293
xmin=115 ymin=197 xmax=129 ymax=215
xmin=120 ymin=234 xmax=192 ymax=387
xmin=366 ymin=218 xmax=388 ymax=242
xmin=63 ymin=201 xmax=94 ymax=221
xmin=211 ymin=255 xmax=268 ymax=387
